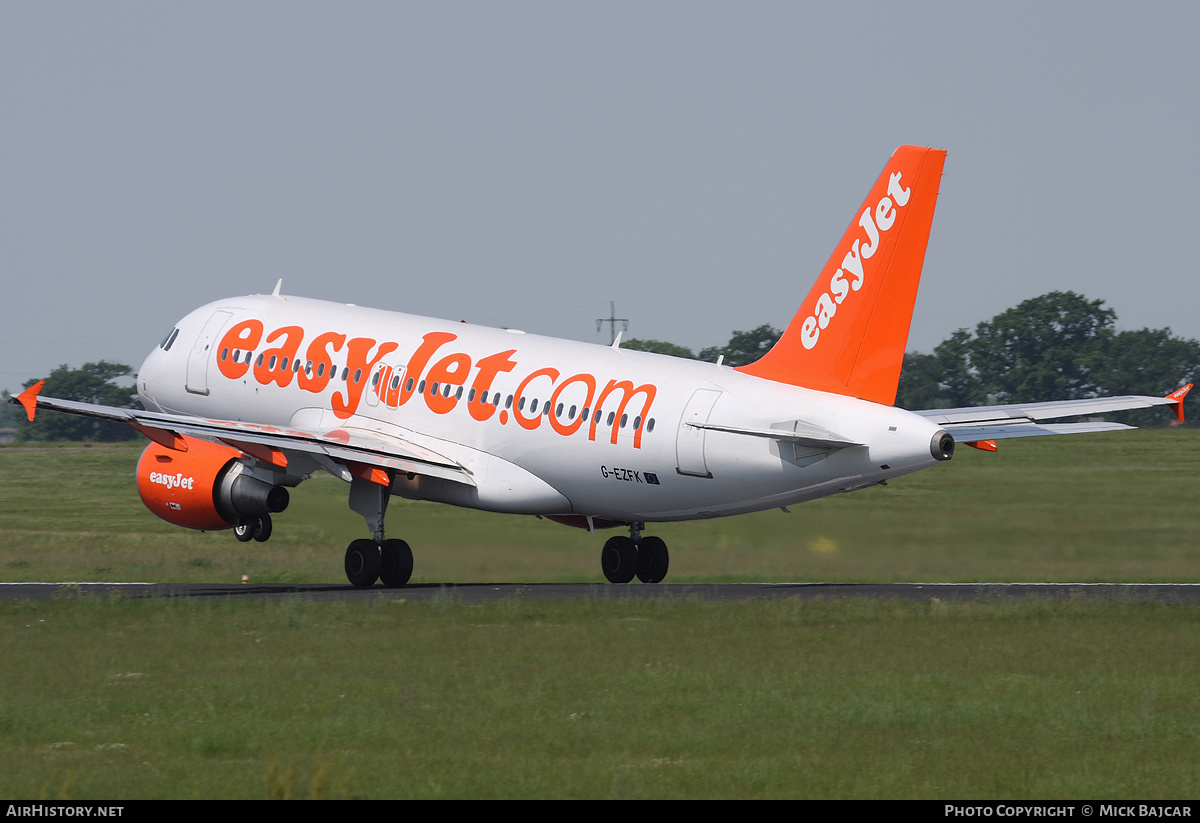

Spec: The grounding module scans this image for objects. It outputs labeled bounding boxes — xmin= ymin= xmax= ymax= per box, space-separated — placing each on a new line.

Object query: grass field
xmin=1 ymin=430 xmax=1199 ymax=798
xmin=3 ymin=595 xmax=1200 ymax=799
xmin=1 ymin=429 xmax=1197 ymax=584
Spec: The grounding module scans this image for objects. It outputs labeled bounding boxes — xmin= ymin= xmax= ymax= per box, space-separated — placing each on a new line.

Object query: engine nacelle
xmin=137 ymin=438 xmax=289 ymax=531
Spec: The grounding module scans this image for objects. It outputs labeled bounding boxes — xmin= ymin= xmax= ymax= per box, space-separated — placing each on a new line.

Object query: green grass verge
xmin=2 ymin=595 xmax=1199 ymax=799
xmin=1 ymin=429 xmax=1198 ymax=583
xmin=2 ymin=433 xmax=1199 ymax=798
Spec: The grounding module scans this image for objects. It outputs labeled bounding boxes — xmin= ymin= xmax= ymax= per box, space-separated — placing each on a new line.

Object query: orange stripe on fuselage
xmin=215 ymin=320 xmax=658 ymax=449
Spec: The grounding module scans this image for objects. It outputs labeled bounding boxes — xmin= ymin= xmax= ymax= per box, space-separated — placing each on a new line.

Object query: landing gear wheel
xmin=234 ymin=515 xmax=272 ymax=543
xmin=601 ymin=536 xmax=638 ymax=584
xmin=635 ymin=536 xmax=669 ymax=584
xmin=345 ymin=539 xmax=381 ymax=588
xmin=379 ymin=539 xmax=414 ymax=588
xmin=252 ymin=513 xmax=272 ymax=543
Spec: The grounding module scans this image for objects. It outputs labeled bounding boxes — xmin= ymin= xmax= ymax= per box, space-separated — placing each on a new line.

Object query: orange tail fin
xmin=737 ymin=145 xmax=946 ymax=405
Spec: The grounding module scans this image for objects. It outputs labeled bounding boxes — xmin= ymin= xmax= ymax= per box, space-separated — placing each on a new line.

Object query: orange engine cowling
xmin=136 ymin=437 xmax=290 ymax=531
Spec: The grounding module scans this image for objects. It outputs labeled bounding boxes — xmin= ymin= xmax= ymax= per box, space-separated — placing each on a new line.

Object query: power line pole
xmin=596 ymin=301 xmax=629 ymax=346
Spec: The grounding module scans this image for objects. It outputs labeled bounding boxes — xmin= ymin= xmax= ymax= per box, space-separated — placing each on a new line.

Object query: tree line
xmin=4 ymin=292 xmax=1196 ymax=442
xmin=6 ymin=361 xmax=140 ymax=442
xmin=626 ymin=291 xmax=1198 ymax=425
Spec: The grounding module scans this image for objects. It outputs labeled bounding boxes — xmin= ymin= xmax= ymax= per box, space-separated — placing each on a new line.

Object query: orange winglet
xmin=130 ymin=422 xmax=189 ymax=452
xmin=964 ymin=440 xmax=998 ymax=452
xmin=1166 ymin=383 xmax=1192 ymax=423
xmin=219 ymin=439 xmax=288 ymax=468
xmin=15 ymin=381 xmax=45 ymax=422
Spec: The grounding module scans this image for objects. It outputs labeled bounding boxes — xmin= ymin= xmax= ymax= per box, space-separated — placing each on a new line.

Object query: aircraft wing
xmin=913 ymin=385 xmax=1191 ymax=443
xmin=11 ymin=382 xmax=473 ymax=486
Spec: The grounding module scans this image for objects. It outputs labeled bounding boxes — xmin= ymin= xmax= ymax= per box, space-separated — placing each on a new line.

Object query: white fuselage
xmin=137 ymin=295 xmax=947 ymax=523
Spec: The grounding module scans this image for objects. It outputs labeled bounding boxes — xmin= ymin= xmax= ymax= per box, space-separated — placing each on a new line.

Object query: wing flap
xmin=134 ymin=412 xmax=473 ymax=486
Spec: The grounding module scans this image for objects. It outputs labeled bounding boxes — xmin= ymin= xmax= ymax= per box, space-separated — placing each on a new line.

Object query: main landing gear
xmin=226 ymin=469 xmax=414 ymax=589
xmin=345 ymin=537 xmax=413 ymax=589
xmin=342 ymin=473 xmax=413 ymax=589
xmin=601 ymin=523 xmax=669 ymax=584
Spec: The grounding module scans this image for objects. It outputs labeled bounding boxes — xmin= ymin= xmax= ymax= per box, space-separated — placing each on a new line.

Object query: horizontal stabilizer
xmin=914 ymin=386 xmax=1190 ymax=442
xmin=916 ymin=393 xmax=1185 ymax=427
xmin=943 ymin=421 xmax=1135 ymax=441
xmin=687 ymin=421 xmax=862 ymax=450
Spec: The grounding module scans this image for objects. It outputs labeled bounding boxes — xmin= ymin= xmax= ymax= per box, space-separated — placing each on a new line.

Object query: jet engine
xmin=136 ymin=437 xmax=289 ymax=531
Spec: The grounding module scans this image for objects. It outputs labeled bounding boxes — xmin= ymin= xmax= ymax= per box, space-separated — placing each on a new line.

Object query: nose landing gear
xmin=233 ymin=514 xmax=273 ymax=543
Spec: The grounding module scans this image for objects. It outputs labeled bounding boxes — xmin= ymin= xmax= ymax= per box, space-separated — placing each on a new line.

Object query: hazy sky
xmin=3 ymin=2 xmax=1198 ymax=395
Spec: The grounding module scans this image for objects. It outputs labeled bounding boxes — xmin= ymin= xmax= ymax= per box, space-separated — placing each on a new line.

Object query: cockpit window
xmin=160 ymin=328 xmax=180 ymax=351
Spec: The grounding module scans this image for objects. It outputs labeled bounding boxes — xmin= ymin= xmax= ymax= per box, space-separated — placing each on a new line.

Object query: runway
xmin=4 ymin=581 xmax=1200 ymax=604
